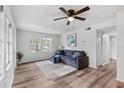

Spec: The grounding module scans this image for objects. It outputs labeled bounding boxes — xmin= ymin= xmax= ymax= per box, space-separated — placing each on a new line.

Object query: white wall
xmin=61 ymin=19 xmax=116 ymax=68
xmin=117 ymin=10 xmax=124 ymax=82
xmin=16 ymin=29 xmax=60 ymax=62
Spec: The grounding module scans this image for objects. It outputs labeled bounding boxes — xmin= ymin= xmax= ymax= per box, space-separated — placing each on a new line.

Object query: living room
xmin=0 ymin=4 xmax=124 ymax=89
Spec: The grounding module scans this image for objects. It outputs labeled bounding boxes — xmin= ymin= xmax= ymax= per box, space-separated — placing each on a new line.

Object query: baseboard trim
xmin=102 ymin=61 xmax=109 ymax=66
xmin=89 ymin=65 xmax=97 ymax=69
xmin=115 ymin=78 xmax=124 ymax=83
xmin=18 ymin=59 xmax=49 ymax=64
xmin=10 ymin=64 xmax=18 ymax=88
xmin=110 ymin=58 xmax=117 ymax=61
xmin=10 ymin=74 xmax=14 ymax=88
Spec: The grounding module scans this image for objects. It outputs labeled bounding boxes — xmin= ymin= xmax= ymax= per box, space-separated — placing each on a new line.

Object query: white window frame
xmin=42 ymin=38 xmax=52 ymax=52
xmin=0 ymin=6 xmax=4 ymax=80
xmin=5 ymin=15 xmax=13 ymax=71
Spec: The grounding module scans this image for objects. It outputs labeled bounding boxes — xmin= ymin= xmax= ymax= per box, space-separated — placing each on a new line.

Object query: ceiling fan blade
xmin=75 ymin=6 xmax=90 ymax=15
xmin=59 ymin=7 xmax=70 ymax=16
xmin=67 ymin=21 xmax=70 ymax=25
xmin=74 ymin=16 xmax=86 ymax=21
xmin=54 ymin=17 xmax=68 ymax=21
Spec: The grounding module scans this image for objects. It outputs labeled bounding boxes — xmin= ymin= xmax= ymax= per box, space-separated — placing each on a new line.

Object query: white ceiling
xmin=11 ymin=5 xmax=124 ymax=34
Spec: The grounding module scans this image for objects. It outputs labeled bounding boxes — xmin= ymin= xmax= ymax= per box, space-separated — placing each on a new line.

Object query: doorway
xmin=96 ymin=26 xmax=117 ymax=67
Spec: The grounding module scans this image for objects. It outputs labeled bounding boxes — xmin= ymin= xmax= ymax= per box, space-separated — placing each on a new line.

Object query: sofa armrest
xmin=49 ymin=52 xmax=56 ymax=58
xmin=76 ymin=56 xmax=89 ymax=70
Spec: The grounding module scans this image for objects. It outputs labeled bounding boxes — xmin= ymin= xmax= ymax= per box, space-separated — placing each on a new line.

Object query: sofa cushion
xmin=78 ymin=51 xmax=86 ymax=56
xmin=54 ymin=50 xmax=65 ymax=55
xmin=66 ymin=50 xmax=70 ymax=56
xmin=72 ymin=52 xmax=81 ymax=60
xmin=65 ymin=58 xmax=77 ymax=68
xmin=59 ymin=55 xmax=69 ymax=62
xmin=66 ymin=50 xmax=74 ymax=56
xmin=59 ymin=50 xmax=65 ymax=55
xmin=59 ymin=55 xmax=76 ymax=67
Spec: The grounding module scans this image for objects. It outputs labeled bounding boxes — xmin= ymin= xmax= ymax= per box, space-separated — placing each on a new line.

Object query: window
xmin=42 ymin=38 xmax=52 ymax=52
xmin=5 ymin=16 xmax=13 ymax=70
xmin=0 ymin=8 xmax=4 ymax=79
xmin=30 ymin=38 xmax=41 ymax=52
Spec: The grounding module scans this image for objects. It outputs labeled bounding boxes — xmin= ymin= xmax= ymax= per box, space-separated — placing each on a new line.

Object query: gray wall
xmin=16 ymin=29 xmax=60 ymax=63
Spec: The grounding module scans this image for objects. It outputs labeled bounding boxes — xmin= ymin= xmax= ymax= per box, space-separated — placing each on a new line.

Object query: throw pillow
xmin=72 ymin=52 xmax=81 ymax=60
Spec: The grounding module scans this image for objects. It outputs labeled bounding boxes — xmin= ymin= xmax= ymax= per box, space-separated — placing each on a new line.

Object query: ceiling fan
xmin=54 ymin=6 xmax=90 ymax=25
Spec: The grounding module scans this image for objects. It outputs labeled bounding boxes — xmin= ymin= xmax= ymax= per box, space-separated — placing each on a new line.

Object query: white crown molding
xmin=16 ymin=23 xmax=65 ymax=35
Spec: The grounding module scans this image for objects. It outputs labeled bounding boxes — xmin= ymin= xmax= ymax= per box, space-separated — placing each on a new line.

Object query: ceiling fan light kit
xmin=54 ymin=6 xmax=90 ymax=25
xmin=68 ymin=17 xmax=74 ymax=22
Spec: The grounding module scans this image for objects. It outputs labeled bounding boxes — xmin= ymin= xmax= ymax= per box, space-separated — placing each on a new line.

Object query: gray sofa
xmin=50 ymin=50 xmax=89 ymax=70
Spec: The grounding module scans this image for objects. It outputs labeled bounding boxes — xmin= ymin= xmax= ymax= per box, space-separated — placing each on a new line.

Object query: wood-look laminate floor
xmin=12 ymin=59 xmax=124 ymax=88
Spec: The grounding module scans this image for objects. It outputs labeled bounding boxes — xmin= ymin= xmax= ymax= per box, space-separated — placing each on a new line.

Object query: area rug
xmin=35 ymin=60 xmax=76 ymax=80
